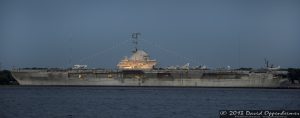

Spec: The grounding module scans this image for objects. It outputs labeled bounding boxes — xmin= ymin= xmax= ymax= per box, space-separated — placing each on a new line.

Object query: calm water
xmin=0 ymin=86 xmax=299 ymax=118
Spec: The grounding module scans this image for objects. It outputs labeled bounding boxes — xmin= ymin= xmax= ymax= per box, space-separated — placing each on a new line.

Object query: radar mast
xmin=132 ymin=32 xmax=141 ymax=53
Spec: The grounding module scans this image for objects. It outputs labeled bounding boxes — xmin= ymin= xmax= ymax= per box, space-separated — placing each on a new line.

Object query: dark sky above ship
xmin=1 ymin=0 xmax=300 ymax=69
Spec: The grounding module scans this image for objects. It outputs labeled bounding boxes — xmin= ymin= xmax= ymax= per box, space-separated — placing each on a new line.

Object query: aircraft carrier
xmin=11 ymin=33 xmax=292 ymax=87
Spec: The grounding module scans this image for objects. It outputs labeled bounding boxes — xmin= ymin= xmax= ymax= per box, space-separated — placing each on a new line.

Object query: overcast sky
xmin=1 ymin=0 xmax=300 ymax=69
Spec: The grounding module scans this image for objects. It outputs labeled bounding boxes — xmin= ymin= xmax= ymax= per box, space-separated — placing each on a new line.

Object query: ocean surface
xmin=0 ymin=86 xmax=299 ymax=118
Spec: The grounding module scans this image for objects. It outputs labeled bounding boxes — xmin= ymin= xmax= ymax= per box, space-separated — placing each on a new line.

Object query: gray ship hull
xmin=11 ymin=70 xmax=290 ymax=87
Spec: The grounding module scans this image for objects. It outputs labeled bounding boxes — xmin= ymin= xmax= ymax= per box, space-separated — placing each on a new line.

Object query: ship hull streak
xmin=11 ymin=71 xmax=289 ymax=88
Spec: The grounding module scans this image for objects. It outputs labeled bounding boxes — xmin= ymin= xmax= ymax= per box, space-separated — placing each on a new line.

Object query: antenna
xmin=132 ymin=32 xmax=141 ymax=53
xmin=68 ymin=33 xmax=73 ymax=68
xmin=264 ymin=58 xmax=269 ymax=68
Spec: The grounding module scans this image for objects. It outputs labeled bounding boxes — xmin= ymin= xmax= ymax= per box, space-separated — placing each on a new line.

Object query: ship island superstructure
xmin=117 ymin=33 xmax=156 ymax=70
xmin=10 ymin=33 xmax=294 ymax=87
xmin=117 ymin=50 xmax=157 ymax=70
